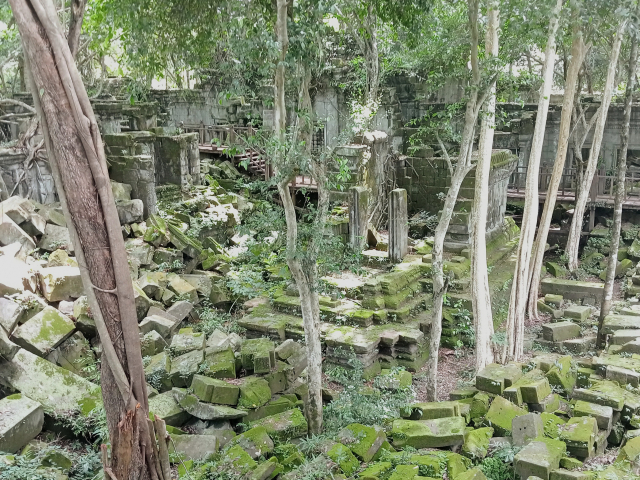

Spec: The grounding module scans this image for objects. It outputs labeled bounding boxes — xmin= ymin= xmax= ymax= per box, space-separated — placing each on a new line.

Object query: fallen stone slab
xmin=241 ymin=338 xmax=276 ymax=374
xmin=37 ymin=224 xmax=74 ymax=252
xmin=116 ymin=199 xmax=144 ymax=224
xmin=169 ymin=349 xmax=204 ymax=388
xmin=616 ymin=435 xmax=640 ymax=474
xmin=512 ymin=413 xmax=544 ymax=447
xmin=572 ymin=401 xmax=612 ymax=432
xmin=250 ymin=408 xmax=308 ymax=442
xmin=0 ymin=297 xmax=21 ymax=334
xmin=484 ymin=395 xmax=527 ymax=436
xmin=391 ymin=416 xmax=466 ymax=448
xmin=563 ymin=305 xmax=591 ymax=322
xmin=191 ymin=374 xmax=239 ymax=405
xmin=172 ymin=388 xmax=246 ymax=420
xmin=335 ymin=423 xmax=386 ymax=462
xmin=168 ymin=434 xmax=218 ymax=461
xmin=0 ymin=214 xmax=36 ymax=253
xmin=0 ymin=393 xmax=44 ymax=453
xmin=560 ymin=416 xmax=597 ymax=460
xmin=148 ymin=391 xmax=191 ymax=427
xmin=139 ymin=314 xmax=178 ymax=338
xmin=38 ymin=266 xmax=84 ymax=302
xmin=202 ymin=346 xmax=236 ymax=379
xmin=602 ymin=314 xmax=640 ymax=334
xmin=476 ymin=363 xmax=523 ymax=395
xmin=461 ymin=426 xmax=493 ymax=460
xmin=0 ymin=326 xmax=19 ymax=360
xmin=0 ymin=256 xmax=32 ymax=297
xmin=542 ymin=321 xmax=581 ymax=342
xmin=612 ymin=329 xmax=640 ymax=345
xmin=520 ymin=378 xmax=552 ymax=404
xmin=540 ymin=278 xmax=603 ymax=302
xmin=46 ymin=331 xmax=95 ymax=377
xmin=0 ymin=348 xmax=101 ymax=417
xmin=170 ymin=328 xmax=206 ymax=356
xmin=514 ymin=437 xmax=566 ymax=480
xmin=606 ymin=364 xmax=640 ymax=387
xmin=231 ymin=426 xmax=274 ymax=460
xmin=11 ymin=306 xmax=75 ymax=356
xmin=166 ymin=300 xmax=194 ymax=322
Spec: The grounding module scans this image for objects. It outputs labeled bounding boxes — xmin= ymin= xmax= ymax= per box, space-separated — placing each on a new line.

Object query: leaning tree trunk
xmin=598 ymin=20 xmax=639 ymax=347
xmin=9 ymin=1 xmax=167 ymax=478
xmin=527 ymin=23 xmax=587 ymax=319
xmin=502 ymin=0 xmax=562 ymax=363
xmin=565 ymin=21 xmax=627 ymax=271
xmin=67 ymin=0 xmax=87 ymax=59
xmin=273 ymin=0 xmax=323 ymax=434
xmin=470 ymin=0 xmax=499 ymax=372
xmin=425 ymin=0 xmax=481 ymax=401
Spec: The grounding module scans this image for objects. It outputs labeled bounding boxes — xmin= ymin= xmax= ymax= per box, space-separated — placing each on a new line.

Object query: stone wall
xmin=154 ymin=133 xmax=201 ymax=188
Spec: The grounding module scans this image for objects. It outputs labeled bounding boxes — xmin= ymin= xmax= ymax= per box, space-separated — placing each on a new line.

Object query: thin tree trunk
xmin=10 ymin=1 xmax=161 ymax=478
xmin=471 ymin=0 xmax=498 ymax=372
xmin=502 ymin=0 xmax=562 ymax=363
xmin=598 ymin=19 xmax=639 ymax=347
xmin=273 ymin=0 xmax=323 ymax=434
xmin=425 ymin=0 xmax=482 ymax=401
xmin=527 ymin=23 xmax=587 ymax=319
xmin=67 ymin=0 xmax=86 ymax=59
xmin=565 ymin=22 xmax=627 ymax=271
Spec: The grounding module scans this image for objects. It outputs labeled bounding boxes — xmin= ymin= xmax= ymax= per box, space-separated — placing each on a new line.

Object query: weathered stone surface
xmin=545 ymin=356 xmax=576 ymax=395
xmin=202 ymin=346 xmax=236 ymax=379
xmin=560 ymin=416 xmax=598 ymax=460
xmin=0 ymin=297 xmax=21 ymax=334
xmin=241 ymin=338 xmax=276 ymax=374
xmin=170 ymin=328 xmax=206 ymax=356
xmin=46 ymin=331 xmax=95 ymax=377
xmin=602 ymin=314 xmax=640 ymax=333
xmin=237 ymin=376 xmax=272 ymax=409
xmin=167 ymin=275 xmax=199 ymax=304
xmin=148 ymin=390 xmax=191 ymax=427
xmin=462 ymin=427 xmax=494 ymax=460
xmin=542 ymin=321 xmax=581 ymax=342
xmin=0 ymin=349 xmax=101 ymax=417
xmin=173 ymin=388 xmax=246 ymax=420
xmin=0 ymin=394 xmax=43 ymax=453
xmin=166 ymin=300 xmax=194 ymax=322
xmin=514 ymin=438 xmax=566 ymax=480
xmin=520 ymin=378 xmax=553 ymax=404
xmin=231 ymin=426 xmax=274 ymax=460
xmin=389 ymin=189 xmax=408 ymax=263
xmin=512 ymin=413 xmax=544 ymax=447
xmin=540 ymin=278 xmax=603 ymax=302
xmin=144 ymin=351 xmax=172 ymax=392
xmin=140 ymin=330 xmax=167 ymax=357
xmin=616 ymin=435 xmax=640 ymax=474
xmin=251 ymin=408 xmax=308 ymax=442
xmin=564 ymin=305 xmax=591 ymax=322
xmin=12 ymin=306 xmax=75 ymax=356
xmin=37 ymin=224 xmax=74 ymax=252
xmin=125 ymin=237 xmax=154 ymax=266
xmin=191 ymin=374 xmax=239 ymax=405
xmin=168 ymin=434 xmax=218 ymax=461
xmin=170 ymin=349 xmax=204 ymax=387
xmin=207 ymin=329 xmax=230 ymax=349
xmin=476 ymin=363 xmax=523 ymax=395
xmin=0 ymin=326 xmax=19 ymax=360
xmin=0 ymin=257 xmax=32 ymax=297
xmin=326 ymin=442 xmax=360 ymax=475
xmin=391 ymin=416 xmax=466 ymax=448
xmin=484 ymin=396 xmax=527 ymax=436
xmin=116 ymin=199 xmax=144 ymax=224
xmin=38 ymin=266 xmax=84 ymax=302
xmin=139 ymin=314 xmax=177 ymax=338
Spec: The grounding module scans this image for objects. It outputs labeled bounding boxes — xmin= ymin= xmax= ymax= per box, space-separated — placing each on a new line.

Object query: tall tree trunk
xmin=565 ymin=22 xmax=627 ymax=271
xmin=598 ymin=19 xmax=639 ymax=347
xmin=273 ymin=0 xmax=323 ymax=434
xmin=527 ymin=23 xmax=587 ymax=319
xmin=10 ymin=1 xmax=166 ymax=478
xmin=425 ymin=0 xmax=482 ymax=401
xmin=502 ymin=0 xmax=562 ymax=363
xmin=471 ymin=0 xmax=498 ymax=372
xmin=67 ymin=0 xmax=86 ymax=59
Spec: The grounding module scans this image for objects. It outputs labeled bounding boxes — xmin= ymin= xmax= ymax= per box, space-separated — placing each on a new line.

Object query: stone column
xmin=349 ymin=186 xmax=369 ymax=250
xmin=389 ymin=188 xmax=408 ymax=263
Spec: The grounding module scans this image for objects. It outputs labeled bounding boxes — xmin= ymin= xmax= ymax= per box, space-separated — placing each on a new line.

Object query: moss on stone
xmin=327 ymin=442 xmax=359 ymax=476
xmin=484 ymin=395 xmax=527 ymax=436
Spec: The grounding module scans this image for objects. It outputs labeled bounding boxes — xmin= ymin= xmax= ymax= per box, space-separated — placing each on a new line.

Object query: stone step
xmin=602 ymin=314 xmax=640 ymax=334
xmin=542 ymin=321 xmax=581 ymax=342
xmin=611 ymin=329 xmax=640 ymax=345
xmin=540 ymin=278 xmax=604 ymax=303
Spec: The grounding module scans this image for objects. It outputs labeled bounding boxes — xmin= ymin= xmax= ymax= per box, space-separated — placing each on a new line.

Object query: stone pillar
xmin=389 ymin=188 xmax=408 ymax=263
xmin=349 ymin=186 xmax=369 ymax=250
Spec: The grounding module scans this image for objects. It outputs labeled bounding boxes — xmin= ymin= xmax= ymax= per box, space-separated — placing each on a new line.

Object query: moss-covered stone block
xmin=250 ymin=408 xmax=307 ymax=441
xmin=572 ymin=400 xmax=613 ymax=431
xmin=521 ymin=378 xmax=553 ymax=404
xmin=337 ymin=423 xmax=386 ymax=462
xmin=327 ymin=442 xmax=359 ymax=476
xmin=615 ymin=435 xmax=640 ymax=473
xmin=237 ymin=376 xmax=272 ymax=409
xmin=231 ymin=426 xmax=274 ymax=460
xmin=514 ymin=437 xmax=566 ymax=480
xmin=404 ymin=401 xmax=460 ymax=420
xmin=456 ymin=467 xmax=488 ymax=480
xmin=541 ymin=412 xmax=566 ymax=439
xmin=461 ymin=427 xmax=493 ymax=460
xmin=12 ymin=306 xmax=75 ymax=357
xmin=144 ymin=351 xmax=172 ymax=392
xmin=546 ymin=356 xmax=577 ymax=395
xmin=241 ymin=338 xmax=276 ymax=374
xmin=388 ymin=465 xmax=419 ymax=480
xmin=476 ymin=363 xmax=523 ymax=395
xmin=169 ymin=349 xmax=204 ymax=388
xmin=484 ymin=395 xmax=527 ymax=436
xmin=560 ymin=417 xmax=598 ymax=459
xmin=148 ymin=391 xmax=190 ymax=427
xmin=359 ymin=461 xmax=392 ymax=480
xmin=202 ymin=347 xmax=236 ymax=379
xmin=223 ymin=444 xmax=257 ymax=475
xmin=471 ymin=392 xmax=491 ymax=420
xmin=391 ymin=416 xmax=465 ymax=448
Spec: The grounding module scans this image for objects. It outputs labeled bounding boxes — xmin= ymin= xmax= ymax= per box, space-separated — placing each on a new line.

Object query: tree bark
xmin=273 ymin=0 xmax=324 ymax=434
xmin=67 ymin=0 xmax=86 ymax=59
xmin=565 ymin=21 xmax=627 ymax=271
xmin=598 ymin=18 xmax=639 ymax=347
xmin=425 ymin=0 xmax=482 ymax=401
xmin=527 ymin=22 xmax=587 ymax=319
xmin=10 ymin=1 xmax=162 ymax=478
xmin=502 ymin=0 xmax=562 ymax=363
xmin=470 ymin=0 xmax=498 ymax=372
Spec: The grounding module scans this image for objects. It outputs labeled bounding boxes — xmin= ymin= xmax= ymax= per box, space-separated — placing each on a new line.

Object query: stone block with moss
xmin=169 ymin=349 xmax=204 ymax=388
xmin=546 ymin=356 xmax=577 ymax=395
xmin=222 ymin=444 xmax=257 ymax=475
xmin=560 ymin=416 xmax=598 ymax=459
xmin=484 ymin=395 xmax=527 ymax=436
xmin=231 ymin=426 xmax=274 ymax=460
xmin=470 ymin=392 xmax=491 ymax=420
xmin=359 ymin=461 xmax=393 ymax=480
xmin=572 ymin=400 xmax=613 ymax=431
xmin=12 ymin=306 xmax=75 ymax=357
xmin=337 ymin=423 xmax=386 ymax=462
xmin=404 ymin=401 xmax=461 ymax=420
xmin=461 ymin=427 xmax=493 ymax=460
xmin=241 ymin=338 xmax=276 ymax=374
xmin=391 ymin=416 xmax=465 ymax=448
xmin=476 ymin=363 xmax=523 ymax=395
xmin=237 ymin=376 xmax=272 ymax=409
xmin=327 ymin=442 xmax=359 ymax=476
xmin=514 ymin=437 xmax=566 ymax=480
xmin=191 ymin=374 xmax=239 ymax=405
xmin=250 ymin=408 xmax=308 ymax=442
xmin=202 ymin=346 xmax=236 ymax=379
